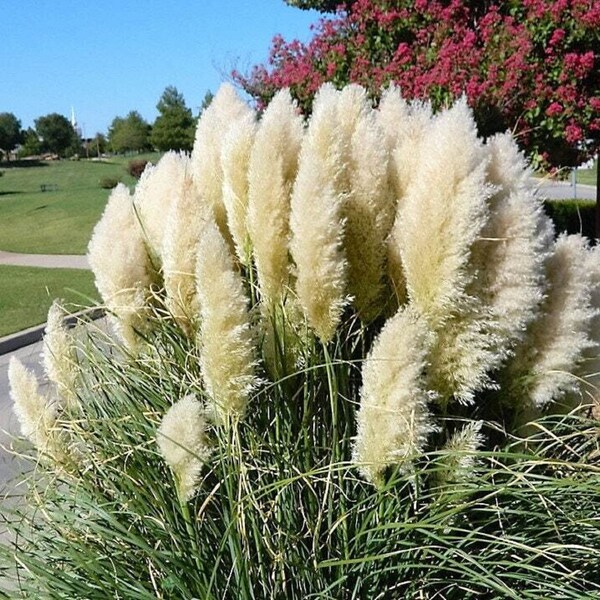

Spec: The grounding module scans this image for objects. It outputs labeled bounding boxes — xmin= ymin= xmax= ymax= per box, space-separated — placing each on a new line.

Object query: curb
xmin=0 ymin=308 xmax=104 ymax=356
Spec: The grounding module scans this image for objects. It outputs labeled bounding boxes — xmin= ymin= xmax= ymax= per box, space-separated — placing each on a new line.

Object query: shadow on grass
xmin=0 ymin=191 xmax=23 ymax=197
xmin=0 ymin=160 xmax=49 ymax=169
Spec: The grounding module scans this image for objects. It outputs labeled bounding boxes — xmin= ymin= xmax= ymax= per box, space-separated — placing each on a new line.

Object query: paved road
xmin=0 ymin=250 xmax=89 ymax=269
xmin=532 ymin=178 xmax=596 ymax=201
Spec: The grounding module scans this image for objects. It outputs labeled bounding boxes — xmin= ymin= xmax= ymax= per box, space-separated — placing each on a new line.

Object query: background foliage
xmin=150 ymin=86 xmax=196 ymax=152
xmin=108 ymin=111 xmax=152 ymax=154
xmin=236 ymin=0 xmax=600 ymax=169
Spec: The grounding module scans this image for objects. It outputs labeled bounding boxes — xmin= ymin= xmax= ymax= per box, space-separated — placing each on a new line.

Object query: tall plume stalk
xmin=133 ymin=151 xmax=189 ymax=266
xmin=196 ymin=219 xmax=258 ymax=421
xmin=353 ymin=307 xmax=434 ymax=484
xmin=222 ymin=112 xmax=257 ymax=266
xmin=507 ymin=234 xmax=597 ymax=411
xmin=42 ymin=301 xmax=79 ymax=410
xmin=248 ymin=89 xmax=304 ymax=308
xmin=379 ymin=87 xmax=433 ymax=306
xmin=290 ymin=84 xmax=348 ymax=342
xmin=162 ymin=172 xmax=210 ymax=337
xmin=88 ymin=183 xmax=155 ymax=350
xmin=190 ymin=83 xmax=255 ymax=249
xmin=342 ymin=87 xmax=395 ymax=321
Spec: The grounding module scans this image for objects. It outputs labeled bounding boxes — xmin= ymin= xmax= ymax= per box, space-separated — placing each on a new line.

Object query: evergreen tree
xmin=150 ymin=86 xmax=196 ymax=152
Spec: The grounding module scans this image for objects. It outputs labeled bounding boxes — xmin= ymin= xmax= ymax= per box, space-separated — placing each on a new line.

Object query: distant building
xmin=70 ymin=107 xmax=83 ymax=138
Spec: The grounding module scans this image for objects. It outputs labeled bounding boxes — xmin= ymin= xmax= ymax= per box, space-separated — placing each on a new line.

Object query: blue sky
xmin=2 ymin=1 xmax=319 ymax=136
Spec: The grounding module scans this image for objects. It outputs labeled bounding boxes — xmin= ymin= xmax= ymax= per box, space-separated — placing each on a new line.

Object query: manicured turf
xmin=0 ymin=265 xmax=98 ymax=337
xmin=576 ymin=159 xmax=597 ymax=186
xmin=0 ymin=153 xmax=160 ymax=254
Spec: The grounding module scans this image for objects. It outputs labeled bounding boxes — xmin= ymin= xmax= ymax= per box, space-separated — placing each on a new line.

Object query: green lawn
xmin=0 ymin=153 xmax=161 ymax=254
xmin=576 ymin=159 xmax=597 ymax=186
xmin=534 ymin=159 xmax=598 ymax=187
xmin=0 ymin=265 xmax=98 ymax=337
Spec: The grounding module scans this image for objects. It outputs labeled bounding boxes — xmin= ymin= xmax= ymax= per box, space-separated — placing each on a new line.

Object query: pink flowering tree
xmin=235 ymin=0 xmax=600 ymax=171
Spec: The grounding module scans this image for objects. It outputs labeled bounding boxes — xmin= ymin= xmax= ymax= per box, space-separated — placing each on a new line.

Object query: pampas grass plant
xmin=2 ymin=84 xmax=600 ymax=599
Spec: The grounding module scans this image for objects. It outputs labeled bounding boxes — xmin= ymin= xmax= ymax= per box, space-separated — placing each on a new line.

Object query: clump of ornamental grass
xmin=2 ymin=84 xmax=600 ymax=598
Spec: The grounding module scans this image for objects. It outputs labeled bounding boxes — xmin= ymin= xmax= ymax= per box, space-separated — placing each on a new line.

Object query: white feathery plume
xmin=391 ymin=99 xmax=492 ymax=403
xmin=162 ymin=176 xmax=211 ymax=337
xmin=9 ymin=357 xmax=57 ymax=454
xmin=476 ymin=133 xmax=554 ymax=350
xmin=248 ymin=88 xmax=304 ymax=307
xmin=508 ymin=234 xmax=597 ymax=408
xmin=332 ymin=83 xmax=396 ymax=320
xmin=376 ymin=85 xmax=410 ymax=158
xmin=290 ymin=83 xmax=348 ymax=342
xmin=87 ymin=184 xmax=155 ymax=349
xmin=133 ymin=152 xmax=189 ymax=266
xmin=577 ymin=245 xmax=600 ymax=408
xmin=157 ymin=394 xmax=211 ymax=501
xmin=196 ymin=219 xmax=258 ymax=421
xmin=353 ymin=307 xmax=434 ymax=484
xmin=190 ymin=83 xmax=254 ymax=245
xmin=42 ymin=301 xmax=79 ymax=409
xmin=222 ymin=111 xmax=257 ymax=265
xmin=379 ymin=88 xmax=433 ymax=304
xmin=334 ymin=84 xmax=370 ymax=188
xmin=425 ymin=133 xmax=554 ymax=403
xmin=426 ymin=313 xmax=497 ymax=404
xmin=398 ymin=98 xmax=490 ymax=329
xmin=260 ymin=297 xmax=306 ymax=381
xmin=377 ymin=87 xmax=433 ymax=202
xmin=345 ymin=104 xmax=395 ymax=320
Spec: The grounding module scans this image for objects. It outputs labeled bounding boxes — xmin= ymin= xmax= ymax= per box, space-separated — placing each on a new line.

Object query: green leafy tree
xmin=35 ymin=113 xmax=77 ymax=157
xmin=17 ymin=128 xmax=42 ymax=158
xmin=150 ymin=86 xmax=196 ymax=152
xmin=0 ymin=112 xmax=22 ymax=160
xmin=88 ymin=132 xmax=107 ymax=157
xmin=108 ymin=111 xmax=151 ymax=154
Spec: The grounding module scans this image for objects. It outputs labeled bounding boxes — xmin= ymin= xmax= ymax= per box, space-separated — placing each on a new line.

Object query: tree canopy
xmin=108 ymin=111 xmax=151 ymax=153
xmin=199 ymin=90 xmax=215 ymax=115
xmin=236 ymin=0 xmax=600 ymax=169
xmin=150 ymin=86 xmax=196 ymax=152
xmin=34 ymin=113 xmax=77 ymax=157
xmin=0 ymin=112 xmax=22 ymax=159
xmin=18 ymin=128 xmax=41 ymax=158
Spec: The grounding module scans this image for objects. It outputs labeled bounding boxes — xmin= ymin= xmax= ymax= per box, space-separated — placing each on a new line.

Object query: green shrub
xmin=544 ymin=199 xmax=596 ymax=239
xmin=127 ymin=158 xmax=151 ymax=179
xmin=99 ymin=176 xmax=120 ymax=189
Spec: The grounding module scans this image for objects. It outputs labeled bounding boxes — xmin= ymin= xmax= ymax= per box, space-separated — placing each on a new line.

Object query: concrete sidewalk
xmin=0 ymin=250 xmax=89 ymax=269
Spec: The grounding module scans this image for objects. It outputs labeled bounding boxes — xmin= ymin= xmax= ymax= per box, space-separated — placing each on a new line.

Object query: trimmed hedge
xmin=543 ymin=199 xmax=596 ymax=240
